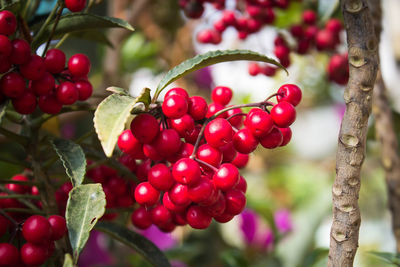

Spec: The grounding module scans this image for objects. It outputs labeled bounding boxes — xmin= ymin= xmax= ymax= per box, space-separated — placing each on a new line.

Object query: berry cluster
xmin=0 ymin=174 xmax=67 ymax=266
xmin=187 ymin=0 xmax=292 ymax=44
xmin=117 ymin=84 xmax=301 ymax=232
xmin=0 ymin=10 xmax=93 ymax=115
xmin=248 ymin=10 xmax=348 ymax=85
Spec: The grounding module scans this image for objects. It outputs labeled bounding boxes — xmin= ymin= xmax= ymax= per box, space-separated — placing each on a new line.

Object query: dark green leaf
xmin=51 ymin=138 xmax=86 ymax=187
xmin=96 ymin=221 xmax=171 ymax=267
xmin=66 ymin=184 xmax=106 ymax=263
xmin=69 ymin=30 xmax=113 ymax=47
xmin=368 ymin=251 xmax=400 ymax=266
xmin=0 ymin=100 xmax=8 ymax=126
xmin=32 ymin=13 xmax=134 ymax=48
xmin=106 ymin=87 xmax=130 ymax=96
xmin=155 ymin=50 xmax=286 ymax=99
xmin=318 ymin=0 xmax=339 ymax=22
xmin=0 ymin=1 xmax=21 ymax=13
xmin=93 ymin=88 xmax=151 ymax=157
xmin=63 ymin=253 xmax=74 ymax=267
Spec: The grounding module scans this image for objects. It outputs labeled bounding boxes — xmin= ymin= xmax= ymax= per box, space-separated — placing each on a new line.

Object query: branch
xmin=328 ymin=0 xmax=379 ymax=266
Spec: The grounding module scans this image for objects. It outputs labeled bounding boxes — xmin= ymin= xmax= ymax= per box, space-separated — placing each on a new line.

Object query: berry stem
xmin=226 ymin=112 xmax=247 ymax=121
xmin=33 ymin=1 xmax=60 ymax=48
xmin=264 ymin=92 xmax=284 ymax=101
xmin=42 ymin=1 xmax=65 ymax=56
xmin=0 ymin=209 xmax=17 ymax=225
xmin=193 ymin=158 xmax=218 ymax=172
xmin=2 ymin=208 xmax=46 ymax=215
xmin=0 ymin=194 xmax=40 ymax=200
xmin=0 ymin=185 xmax=41 ymax=212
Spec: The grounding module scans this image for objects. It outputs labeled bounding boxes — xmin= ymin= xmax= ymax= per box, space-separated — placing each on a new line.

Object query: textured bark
xmin=368 ymin=0 xmax=400 ymax=252
xmin=328 ymin=1 xmax=379 ymax=266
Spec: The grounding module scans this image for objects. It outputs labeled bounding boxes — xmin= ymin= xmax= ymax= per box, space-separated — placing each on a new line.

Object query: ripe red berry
xmin=130 ymin=113 xmax=159 ymax=144
xmin=75 ymin=80 xmax=93 ymax=101
xmin=259 ymin=127 xmax=283 ymax=149
xmin=186 ymin=205 xmax=212 ymax=229
xmin=183 ymin=0 xmax=204 ymax=18
xmin=134 ymin=182 xmax=160 ymax=206
xmin=169 ymin=183 xmax=192 ymax=206
xmin=152 ymin=129 xmax=182 ymax=156
xmin=262 ymin=65 xmax=277 ymax=76
xmin=246 ymin=110 xmax=274 ymax=138
xmin=172 ymin=158 xmax=201 ymax=186
xmin=188 ymin=177 xmax=216 ymax=204
xmin=135 ymin=159 xmax=152 ymax=182
xmin=234 ymin=176 xmax=247 ymax=193
xmin=165 ymin=87 xmax=189 ymax=101
xmin=38 ymin=93 xmax=63 ymax=114
xmin=226 ymin=107 xmax=243 ymax=128
xmin=0 ymin=243 xmax=19 ymax=266
xmin=222 ymin=10 xmax=236 ymax=26
xmin=197 ymin=29 xmax=214 ymax=43
xmin=220 ymin=142 xmax=237 ymax=163
xmin=290 ymin=24 xmax=304 ymax=39
xmin=280 ymin=127 xmax=292 ymax=146
xmin=56 ymin=81 xmax=79 ymax=105
xmin=6 ymin=174 xmax=30 ymax=194
xmin=0 ymin=55 xmax=10 ymax=73
xmin=12 ymin=91 xmax=37 ymax=114
xmin=0 ymin=35 xmax=11 ymax=57
xmin=211 ymin=86 xmax=232 ymax=105
xmin=270 ymin=101 xmax=296 ymax=127
xmin=45 ymin=49 xmax=66 ymax=73
xmin=0 ymin=11 xmax=16 ymax=36
xmin=68 ymin=53 xmax=90 ymax=77
xmin=233 ymin=128 xmax=258 ymax=154
xmin=119 ymin=154 xmax=137 ymax=171
xmin=316 ymin=29 xmax=335 ymax=50
xmin=148 ymin=164 xmax=175 ymax=191
xmin=206 ymin=102 xmax=226 ymax=118
xmin=31 ymin=72 xmax=55 ymax=96
xmin=131 ymin=207 xmax=152 ymax=229
xmin=276 ymin=84 xmax=302 ymax=106
xmin=170 ymin=114 xmax=195 ymax=137
xmin=0 ymin=72 xmax=25 ymax=98
xmin=117 ymin=130 xmax=143 ymax=157
xmin=274 ymin=45 xmax=290 ymax=61
xmin=107 ymin=176 xmax=127 ymax=195
xmin=48 ymin=215 xmax=67 ymax=240
xmin=21 ymin=243 xmax=48 ymax=266
xmin=214 ymin=19 xmax=227 ymax=32
xmin=204 ymin=191 xmax=226 ymax=217
xmin=224 ymin=189 xmax=246 ymax=215
xmin=151 ymin=204 xmax=172 ymax=226
xmin=188 ymin=96 xmax=208 ymax=120
xmin=231 ymin=153 xmax=249 ymax=169
xmin=326 ymin=18 xmax=342 ymax=34
xmin=305 ymin=25 xmax=318 ymax=40
xmin=20 ymin=55 xmax=46 ymax=80
xmin=196 ymin=143 xmax=222 ymax=170
xmin=65 ymin=0 xmax=86 ymax=12
xmin=248 ymin=62 xmax=261 ymax=76
xmin=213 ymin=163 xmax=239 ymax=191
xmin=22 ymin=215 xmax=52 ymax=244
xmin=302 ymin=10 xmax=317 ymax=25
xmin=143 ymin=143 xmax=164 ymax=161
xmin=162 ymin=94 xmax=188 ymax=119
xmin=204 ymin=118 xmax=233 ymax=148
xmin=162 ymin=192 xmax=187 ymax=212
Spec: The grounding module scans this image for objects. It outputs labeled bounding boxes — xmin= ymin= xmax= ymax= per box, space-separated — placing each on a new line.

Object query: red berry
xmin=226 ymin=107 xmax=243 ymax=128
xmin=0 ymin=243 xmax=19 ymax=266
xmin=222 ymin=10 xmax=236 ymax=26
xmin=305 ymin=25 xmax=318 ymax=40
xmin=48 ymin=215 xmax=66 ymax=240
xmin=107 ymin=176 xmax=127 ymax=195
xmin=22 ymin=215 xmax=52 ymax=244
xmin=45 ymin=49 xmax=66 ymax=73
xmin=213 ymin=163 xmax=239 ymax=191
xmin=169 ymin=183 xmax=191 ymax=206
xmin=172 ymin=158 xmax=201 ymax=186
xmin=188 ymin=178 xmax=216 ymax=204
xmin=234 ymin=176 xmax=247 ymax=193
xmin=117 ymin=129 xmax=143 ymax=156
xmin=148 ymin=164 xmax=174 ymax=191
xmin=188 ymin=96 xmax=208 ymax=120
xmin=0 ymin=55 xmax=10 ymax=73
xmin=274 ymin=45 xmax=290 ymax=61
xmin=214 ymin=19 xmax=226 ymax=32
xmin=68 ymin=54 xmax=90 ymax=77
xmin=168 ymin=142 xmax=194 ymax=163
xmin=270 ymin=101 xmax=296 ymax=127
xmin=326 ymin=18 xmax=342 ymax=34
xmin=131 ymin=207 xmax=152 ymax=229
xmin=302 ymin=10 xmax=317 ymax=25
xmin=316 ymin=29 xmax=335 ymax=50
xmin=130 ymin=113 xmax=159 ymax=144
xmin=165 ymin=87 xmax=189 ymax=101
xmin=151 ymin=204 xmax=172 ymax=226
xmin=170 ymin=114 xmax=195 ymax=137
xmin=214 ymin=212 xmax=234 ymax=223
xmin=172 ymin=211 xmax=187 ymax=225
xmin=197 ymin=29 xmax=214 ymax=43
xmin=248 ymin=62 xmax=261 ymax=76
xmin=65 ymin=0 xmax=86 ymax=12
xmin=119 ymin=154 xmax=137 ymax=171
xmin=280 ymin=127 xmax=292 ymax=146
xmin=246 ymin=110 xmax=274 ymax=138
xmin=262 ymin=65 xmax=277 ymax=76
xmin=143 ymin=143 xmax=163 ymax=161
xmin=233 ymin=128 xmax=258 ymax=154
xmin=134 ymin=182 xmax=160 ymax=206
xmin=206 ymin=102 xmax=226 ymax=118
xmin=0 ymin=11 xmax=16 ymax=36
xmin=231 ymin=153 xmax=249 ymax=169
xmin=183 ymin=0 xmax=204 ymax=18
xmin=211 ymin=86 xmax=232 ymax=106
xmin=186 ymin=205 xmax=212 ymax=229
xmin=21 ymin=243 xmax=48 ymax=266
xmin=162 ymin=192 xmax=187 ymax=212
xmin=38 ymin=93 xmax=63 ymax=114
xmin=224 ymin=189 xmax=246 ymax=215
xmin=6 ymin=174 xmax=30 ymax=194
xmin=220 ymin=142 xmax=237 ymax=163
xmin=75 ymin=80 xmax=93 ymax=101
xmin=259 ymin=127 xmax=283 ymax=148
xmin=0 ymin=215 xmax=8 ymax=237
xmin=152 ymin=129 xmax=182 ymax=156
xmin=276 ymin=84 xmax=302 ymax=106
xmin=0 ymin=35 xmax=11 ymax=57
xmin=204 ymin=191 xmax=226 ymax=217
xmin=20 ymin=55 xmax=46 ymax=80
xmin=135 ymin=159 xmax=152 ymax=182
xmin=196 ymin=144 xmax=222 ymax=170
xmin=12 ymin=91 xmax=37 ymax=114
xmin=204 ymin=118 xmax=233 ymax=148
xmin=0 ymin=72 xmax=25 ymax=98
xmin=56 ymin=81 xmax=79 ymax=105
xmin=162 ymin=94 xmax=188 ymax=119
xmin=31 ymin=72 xmax=55 ymax=96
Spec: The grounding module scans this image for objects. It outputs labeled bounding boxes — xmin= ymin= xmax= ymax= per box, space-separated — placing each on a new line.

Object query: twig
xmin=42 ymin=2 xmax=65 ymax=56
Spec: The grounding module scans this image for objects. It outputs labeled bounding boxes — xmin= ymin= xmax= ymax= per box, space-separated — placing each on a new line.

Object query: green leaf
xmin=368 ymin=251 xmax=400 ymax=266
xmin=106 ymin=87 xmax=130 ymax=96
xmin=69 ymin=30 xmax=113 ymax=47
xmin=155 ymin=50 xmax=286 ymax=99
xmin=66 ymin=184 xmax=106 ymax=263
xmin=96 ymin=221 xmax=171 ymax=267
xmin=32 ymin=13 xmax=134 ymax=48
xmin=318 ymin=0 xmax=339 ymax=22
xmin=0 ymin=100 xmax=8 ymax=126
xmin=51 ymin=138 xmax=86 ymax=187
xmin=63 ymin=253 xmax=74 ymax=267
xmin=0 ymin=1 xmax=21 ymax=13
xmin=94 ymin=88 xmax=151 ymax=157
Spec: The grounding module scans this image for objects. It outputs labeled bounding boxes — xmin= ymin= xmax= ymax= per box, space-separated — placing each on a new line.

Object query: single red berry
xmin=214 ymin=212 xmax=234 ymax=223
xmin=117 ymin=129 xmax=144 ymax=158
xmin=135 ymin=159 xmax=152 ymax=182
xmin=262 ymin=65 xmax=277 ymax=76
xmin=0 ymin=215 xmax=8 ymax=237
xmin=31 ymin=72 xmax=55 ymax=96
xmin=213 ymin=163 xmax=239 ymax=191
xmin=235 ymin=16 xmax=248 ymax=31
xmin=188 ymin=96 xmax=208 ymax=120
xmin=0 ymin=54 xmax=10 ymax=73
xmin=232 ymin=128 xmax=258 ymax=154
xmin=226 ymin=107 xmax=243 ymax=128
xmin=248 ymin=62 xmax=261 ymax=76
xmin=196 ymin=144 xmax=222 ymax=170
xmin=316 ymin=29 xmax=335 ymax=50
xmin=130 ymin=113 xmax=159 ymax=144
xmin=56 ymin=81 xmax=79 ymax=105
xmin=270 ymin=101 xmax=296 ymax=127
xmin=12 ymin=91 xmax=37 ymax=114
xmin=246 ymin=18 xmax=262 ymax=33
xmin=304 ymin=25 xmax=318 ymax=40
xmin=203 ymin=192 xmax=226 ymax=218
xmin=68 ymin=53 xmax=90 ymax=77
xmin=169 ymin=183 xmax=192 ymax=206
xmin=297 ymin=39 xmax=311 ymax=54
xmin=263 ymin=8 xmax=275 ymax=24
xmin=302 ymin=10 xmax=317 ymax=25
xmin=152 ymin=129 xmax=182 ymax=157
xmin=165 ymin=87 xmax=189 ymax=101
xmin=197 ymin=29 xmax=214 ymax=43
xmin=188 ymin=177 xmax=216 ymax=204
xmin=162 ymin=94 xmax=188 ymax=119
xmin=119 ymin=154 xmax=137 ymax=171
xmin=0 ymin=243 xmax=19 ymax=266
xmin=162 ymin=192 xmax=187 ymax=212
xmin=206 ymin=102 xmax=226 ymax=118
xmin=148 ymin=164 xmax=174 ymax=191
xmin=326 ymin=18 xmax=342 ymax=34
xmin=0 ymin=35 xmax=11 ymax=57
xmin=231 ymin=153 xmax=249 ymax=169
xmin=214 ymin=18 xmax=227 ymax=32
xmin=274 ymin=35 xmax=287 ymax=47
xmin=0 ymin=72 xmax=25 ymax=98
xmin=38 ymin=93 xmax=63 ymax=114
xmin=276 ymin=84 xmax=302 ymax=106
xmin=225 ymin=189 xmax=246 ymax=215
xmin=289 ymin=24 xmax=304 ymax=39
xmin=186 ymin=205 xmax=212 ymax=229
xmin=274 ymin=45 xmax=290 ymax=61
xmin=22 ymin=215 xmax=52 ymax=244
xmin=131 ymin=207 xmax=152 ymax=229
xmin=65 ymin=0 xmax=86 ymax=12
xmin=0 ymin=11 xmax=16 ymax=36
xmin=204 ymin=118 xmax=233 ymax=148
xmin=246 ymin=110 xmax=274 ymax=138
xmin=280 ymin=127 xmax=292 ymax=146
xmin=220 ymin=142 xmax=237 ymax=163
xmin=134 ymin=182 xmax=160 ymax=206
xmin=211 ymin=86 xmax=232 ymax=106
xmin=222 ymin=10 xmax=236 ymax=26
xmin=172 ymin=158 xmax=201 ymax=186
xmin=75 ymin=80 xmax=93 ymax=101
xmin=259 ymin=127 xmax=283 ymax=149
xmin=45 ymin=49 xmax=66 ymax=73
xmin=21 ymin=243 xmax=48 ymax=266
xmin=234 ymin=176 xmax=247 ymax=193
xmin=170 ymin=114 xmax=195 ymax=137
xmin=48 ymin=215 xmax=66 ymax=240
xmin=107 ymin=176 xmax=127 ymax=195
xmin=20 ymin=55 xmax=46 ymax=80
xmin=151 ymin=204 xmax=172 ymax=226
xmin=6 ymin=174 xmax=30 ymax=194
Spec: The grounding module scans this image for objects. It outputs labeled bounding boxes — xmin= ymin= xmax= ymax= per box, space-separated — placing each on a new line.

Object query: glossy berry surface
xmin=131 ymin=207 xmax=152 ymax=229
xmin=276 ymin=84 xmax=302 ymax=106
xmin=162 ymin=94 xmax=188 ymax=119
xmin=65 ymin=0 xmax=87 ymax=12
xmin=204 ymin=118 xmax=233 ymax=148
xmin=134 ymin=182 xmax=160 ymax=206
xmin=0 ymin=243 xmax=19 ymax=266
xmin=22 ymin=215 xmax=52 ymax=244
xmin=21 ymin=243 xmax=48 ymax=266
xmin=0 ymin=11 xmax=16 ymax=36
xmin=130 ymin=114 xmax=159 ymax=144
xmin=148 ymin=164 xmax=174 ymax=191
xmin=213 ymin=163 xmax=239 ymax=191
xmin=186 ymin=205 xmax=212 ymax=229
xmin=48 ymin=215 xmax=67 ymax=240
xmin=270 ymin=101 xmax=296 ymax=128
xmin=172 ymin=158 xmax=201 ymax=186
xmin=211 ymin=86 xmax=232 ymax=105
xmin=68 ymin=53 xmax=90 ymax=77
